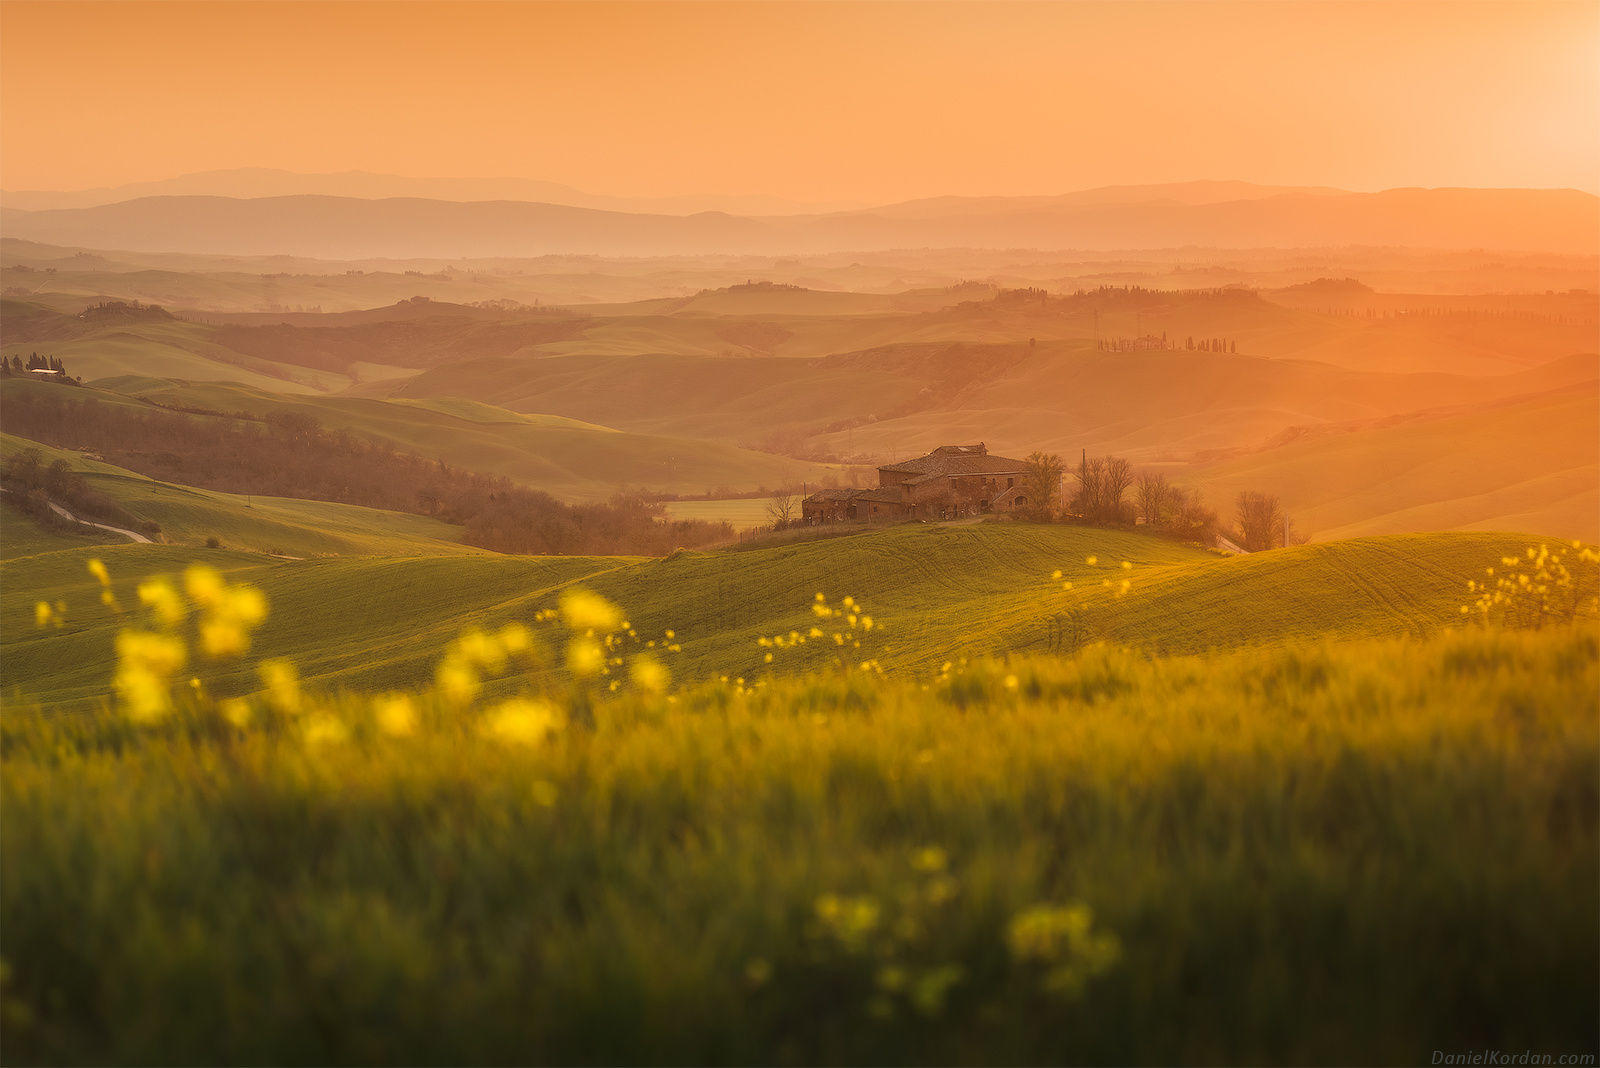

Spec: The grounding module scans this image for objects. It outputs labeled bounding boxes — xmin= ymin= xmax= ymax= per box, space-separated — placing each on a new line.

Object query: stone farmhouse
xmin=801 ymin=443 xmax=1031 ymax=524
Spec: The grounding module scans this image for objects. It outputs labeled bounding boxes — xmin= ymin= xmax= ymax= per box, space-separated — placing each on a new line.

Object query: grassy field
xmin=0 ymin=501 xmax=120 ymax=559
xmin=0 ymin=522 xmax=1561 ymax=707
xmin=1 ymin=433 xmax=479 ymax=558
xmin=1189 ymin=382 xmax=1600 ymax=543
xmin=5 ymin=376 xmax=849 ymax=502
xmin=2 ymin=621 xmax=1594 ymax=1064
xmin=661 ymin=497 xmax=779 ymax=530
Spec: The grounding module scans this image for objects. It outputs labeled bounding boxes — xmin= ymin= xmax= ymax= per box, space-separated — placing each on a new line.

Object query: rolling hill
xmin=1 ymin=522 xmax=1550 ymax=708
xmin=3 ymin=186 xmax=1594 ymax=259
xmin=7 ymin=238 xmax=1596 ymax=313
xmin=0 ymin=433 xmax=482 ymax=558
xmin=2 ymin=376 xmax=847 ymax=501
xmin=1188 ymin=381 xmax=1600 ymax=542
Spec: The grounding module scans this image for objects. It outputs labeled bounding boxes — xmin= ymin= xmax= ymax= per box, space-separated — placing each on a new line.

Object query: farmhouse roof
xmin=879 ymin=443 xmax=1028 ymax=478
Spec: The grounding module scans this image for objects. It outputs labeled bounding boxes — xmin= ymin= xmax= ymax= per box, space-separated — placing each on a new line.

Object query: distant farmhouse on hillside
xmin=802 ymin=443 xmax=1031 ymax=523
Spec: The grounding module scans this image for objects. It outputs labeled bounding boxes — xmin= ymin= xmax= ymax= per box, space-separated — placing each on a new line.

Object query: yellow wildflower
xmin=559 ymin=588 xmax=622 ymax=633
xmin=482 ymin=697 xmax=562 ymax=745
xmin=436 ymin=658 xmax=479 ymax=705
xmin=301 ymin=713 xmax=349 ymax=747
xmin=137 ymin=579 xmax=186 ymax=629
xmin=199 ymin=618 xmax=248 ymax=659
xmin=630 ymin=654 xmax=670 ymax=694
xmin=219 ymin=698 xmax=253 ymax=729
xmin=498 ymin=623 xmax=534 ymax=655
xmin=373 ymin=694 xmax=417 ymax=737
xmin=183 ymin=564 xmax=225 ymax=607
xmin=259 ymin=658 xmax=302 ymax=714
xmin=566 ymin=636 xmax=604 ymax=678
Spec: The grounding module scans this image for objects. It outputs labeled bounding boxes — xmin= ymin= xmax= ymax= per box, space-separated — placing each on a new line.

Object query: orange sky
xmin=2 ymin=0 xmax=1596 ymax=200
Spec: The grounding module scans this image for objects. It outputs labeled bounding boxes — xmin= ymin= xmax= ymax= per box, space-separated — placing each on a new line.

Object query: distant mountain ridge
xmin=2 ymin=185 xmax=1593 ymax=258
xmin=0 ymin=168 xmax=866 ymax=216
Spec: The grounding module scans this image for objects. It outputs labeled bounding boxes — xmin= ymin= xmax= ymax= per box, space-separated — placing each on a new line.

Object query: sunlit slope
xmin=1 ymin=547 xmax=628 ymax=705
xmin=0 ymin=434 xmax=479 ymax=557
xmin=30 ymin=377 xmax=844 ymax=499
xmin=809 ymin=346 xmax=1598 ymax=460
xmin=1 ymin=524 xmax=1548 ymax=707
xmin=0 ymin=299 xmax=334 ymax=391
xmin=0 ymin=502 xmax=121 ymax=559
xmin=1190 ymin=383 xmax=1600 ymax=542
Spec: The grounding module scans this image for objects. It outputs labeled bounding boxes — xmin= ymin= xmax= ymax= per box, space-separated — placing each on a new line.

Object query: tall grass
xmin=4 ymin=623 xmax=1595 ymax=1064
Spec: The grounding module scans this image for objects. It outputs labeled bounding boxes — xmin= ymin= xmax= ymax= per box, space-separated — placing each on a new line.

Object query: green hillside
xmin=7 ymin=377 xmax=846 ymax=500
xmin=6 ymin=623 xmax=1593 ymax=1065
xmin=0 ymin=501 xmax=122 ymax=559
xmin=1 ymin=523 xmax=1552 ymax=708
xmin=0 ymin=300 xmax=334 ymax=391
xmin=1 ymin=433 xmax=479 ymax=558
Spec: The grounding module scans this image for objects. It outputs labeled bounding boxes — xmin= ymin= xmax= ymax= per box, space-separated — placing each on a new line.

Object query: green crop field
xmin=0 ymin=521 xmax=1565 ymax=708
xmin=3 ymin=615 xmax=1594 ymax=1064
xmin=1 ymin=433 xmax=479 ymax=558
xmin=661 ymin=496 xmax=778 ymax=529
xmin=0 ymin=501 xmax=121 ymax=559
xmin=4 ymin=376 xmax=849 ymax=501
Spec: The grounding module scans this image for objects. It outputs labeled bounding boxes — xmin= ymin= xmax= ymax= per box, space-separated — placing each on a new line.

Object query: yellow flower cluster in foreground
xmin=756 ymin=593 xmax=881 ymax=676
xmin=53 ymin=562 xmax=679 ymax=742
xmin=1463 ymin=542 xmax=1600 ymax=628
xmin=1052 ymin=557 xmax=1134 ymax=596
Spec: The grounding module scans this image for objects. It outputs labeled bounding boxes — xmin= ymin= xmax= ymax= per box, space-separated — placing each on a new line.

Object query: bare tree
xmin=1071 ymin=453 xmax=1134 ymax=524
xmin=1235 ymin=491 xmax=1286 ymax=551
xmin=1071 ymin=455 xmax=1104 ymax=520
xmin=1101 ymin=456 xmax=1134 ymax=523
xmin=1135 ymin=471 xmax=1170 ymax=525
xmin=766 ymin=489 xmax=796 ymax=529
xmin=1021 ymin=451 xmax=1064 ymax=519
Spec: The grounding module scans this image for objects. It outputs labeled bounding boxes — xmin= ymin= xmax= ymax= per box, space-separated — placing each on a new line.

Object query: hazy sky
xmin=2 ymin=0 xmax=1596 ymax=200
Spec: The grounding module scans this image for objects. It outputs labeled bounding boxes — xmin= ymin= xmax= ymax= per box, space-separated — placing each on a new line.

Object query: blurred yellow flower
xmin=137 ymin=579 xmax=186 ymax=629
xmin=630 ymin=654 xmax=670 ymax=694
xmin=183 ymin=564 xmax=225 ymax=607
xmin=566 ymin=636 xmax=605 ymax=678
xmin=436 ymin=659 xmax=479 ymax=705
xmin=259 ymin=659 xmax=302 ymax=714
xmin=559 ymin=588 xmax=622 ymax=633
xmin=199 ymin=619 xmax=248 ymax=659
xmin=373 ymin=694 xmax=418 ymax=737
xmin=482 ymin=697 xmax=562 ymax=745
xmin=497 ymin=622 xmax=533 ymax=654
xmin=301 ymin=713 xmax=350 ymax=747
xmin=219 ymin=698 xmax=253 ymax=729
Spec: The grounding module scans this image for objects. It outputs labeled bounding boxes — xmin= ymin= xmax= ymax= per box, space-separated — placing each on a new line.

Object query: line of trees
xmin=1018 ymin=451 xmax=1295 ymax=550
xmin=2 ymin=448 xmax=159 ymax=537
xmin=2 ymin=392 xmax=734 ymax=557
xmin=0 ymin=353 xmax=73 ymax=377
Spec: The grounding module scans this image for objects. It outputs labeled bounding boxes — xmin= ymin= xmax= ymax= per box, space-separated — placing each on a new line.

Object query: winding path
xmin=45 ymin=502 xmax=152 ymax=544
